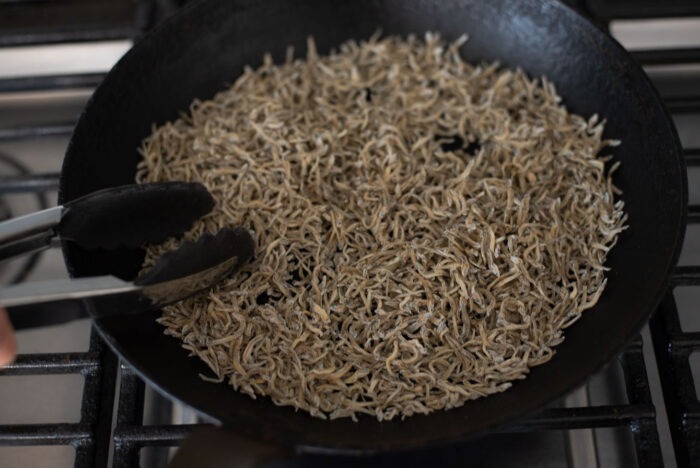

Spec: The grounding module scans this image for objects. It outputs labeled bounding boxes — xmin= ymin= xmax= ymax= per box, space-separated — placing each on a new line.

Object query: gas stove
xmin=0 ymin=1 xmax=698 ymax=467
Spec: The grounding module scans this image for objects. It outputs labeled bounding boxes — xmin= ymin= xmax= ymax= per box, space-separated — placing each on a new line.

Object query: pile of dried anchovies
xmin=137 ymin=33 xmax=627 ymax=421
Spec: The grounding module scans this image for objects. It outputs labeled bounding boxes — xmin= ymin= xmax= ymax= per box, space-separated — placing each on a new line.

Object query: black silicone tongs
xmin=0 ymin=227 xmax=255 ymax=319
xmin=0 ymin=182 xmax=216 ymax=262
xmin=0 ymin=182 xmax=256 ymax=322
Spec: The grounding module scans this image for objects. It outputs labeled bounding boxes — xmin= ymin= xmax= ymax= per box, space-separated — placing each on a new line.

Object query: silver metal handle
xmin=0 ymin=206 xmax=63 ymax=244
xmin=0 ymin=276 xmax=138 ymax=307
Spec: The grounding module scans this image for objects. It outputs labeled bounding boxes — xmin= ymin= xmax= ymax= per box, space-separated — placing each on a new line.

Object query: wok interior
xmin=59 ymin=0 xmax=685 ymax=451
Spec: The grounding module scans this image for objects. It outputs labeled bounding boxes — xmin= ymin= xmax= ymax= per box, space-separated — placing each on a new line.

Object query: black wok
xmin=59 ymin=0 xmax=686 ymax=453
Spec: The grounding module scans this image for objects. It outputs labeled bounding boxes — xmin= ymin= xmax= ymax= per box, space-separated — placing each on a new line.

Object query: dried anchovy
xmin=136 ymin=33 xmax=627 ymax=421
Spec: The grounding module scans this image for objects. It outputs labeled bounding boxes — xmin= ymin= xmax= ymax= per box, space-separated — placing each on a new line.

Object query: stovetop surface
xmin=0 ymin=1 xmax=698 ymax=467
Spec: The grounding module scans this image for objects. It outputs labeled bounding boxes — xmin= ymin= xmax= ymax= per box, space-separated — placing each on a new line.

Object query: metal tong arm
xmin=0 ymin=206 xmax=63 ymax=262
xmin=0 ymin=276 xmax=137 ymax=307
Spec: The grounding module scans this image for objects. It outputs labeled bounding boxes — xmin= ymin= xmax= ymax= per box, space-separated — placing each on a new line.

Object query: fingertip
xmin=0 ymin=308 xmax=17 ymax=367
xmin=0 ymin=340 xmax=17 ymax=367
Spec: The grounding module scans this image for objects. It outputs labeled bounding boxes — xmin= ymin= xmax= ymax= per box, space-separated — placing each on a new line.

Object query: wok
xmin=58 ymin=0 xmax=686 ymax=453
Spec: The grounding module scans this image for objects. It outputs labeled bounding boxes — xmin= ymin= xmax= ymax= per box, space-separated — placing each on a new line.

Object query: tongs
xmin=0 ymin=182 xmax=255 ymax=323
xmin=0 ymin=182 xmax=215 ymax=261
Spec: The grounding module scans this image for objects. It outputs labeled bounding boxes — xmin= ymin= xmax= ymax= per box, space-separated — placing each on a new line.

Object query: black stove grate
xmin=635 ymin=0 xmax=700 ymax=460
xmin=650 ymin=265 xmax=700 ymax=467
xmin=0 ymin=0 xmax=154 ymax=47
xmin=0 ymin=0 xmax=697 ymax=467
xmin=0 ymin=329 xmax=118 ymax=465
